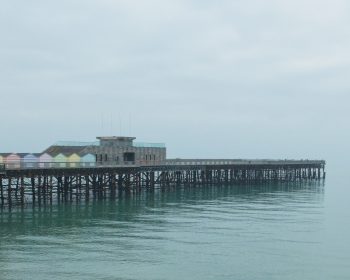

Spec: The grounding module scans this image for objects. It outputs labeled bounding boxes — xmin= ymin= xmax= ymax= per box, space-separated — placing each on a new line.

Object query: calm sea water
xmin=0 ymin=168 xmax=349 ymax=279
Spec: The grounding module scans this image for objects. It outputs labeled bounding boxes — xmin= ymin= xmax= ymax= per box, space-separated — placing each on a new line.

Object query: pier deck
xmin=0 ymin=159 xmax=326 ymax=208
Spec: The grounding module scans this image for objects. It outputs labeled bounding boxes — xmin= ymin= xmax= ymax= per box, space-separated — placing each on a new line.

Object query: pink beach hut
xmin=39 ymin=153 xmax=53 ymax=168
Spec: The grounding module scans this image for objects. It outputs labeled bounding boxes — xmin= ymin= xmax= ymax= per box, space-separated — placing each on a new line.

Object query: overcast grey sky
xmin=0 ymin=0 xmax=349 ymax=164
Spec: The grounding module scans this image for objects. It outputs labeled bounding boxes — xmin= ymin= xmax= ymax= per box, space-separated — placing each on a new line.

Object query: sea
xmin=0 ymin=165 xmax=349 ymax=280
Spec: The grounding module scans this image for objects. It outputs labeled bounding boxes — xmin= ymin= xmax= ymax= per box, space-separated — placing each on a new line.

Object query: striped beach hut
xmin=21 ymin=153 xmax=39 ymax=168
xmin=54 ymin=153 xmax=68 ymax=168
xmin=68 ymin=153 xmax=80 ymax=167
xmin=6 ymin=153 xmax=21 ymax=169
xmin=81 ymin=153 xmax=95 ymax=167
xmin=39 ymin=153 xmax=53 ymax=168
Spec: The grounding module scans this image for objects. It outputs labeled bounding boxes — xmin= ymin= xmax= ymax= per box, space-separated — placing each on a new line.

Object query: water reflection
xmin=0 ymin=182 xmax=324 ymax=236
xmin=0 ymin=181 xmax=327 ymax=280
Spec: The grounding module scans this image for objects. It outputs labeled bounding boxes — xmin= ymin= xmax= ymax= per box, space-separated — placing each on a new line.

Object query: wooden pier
xmin=0 ymin=159 xmax=326 ymax=208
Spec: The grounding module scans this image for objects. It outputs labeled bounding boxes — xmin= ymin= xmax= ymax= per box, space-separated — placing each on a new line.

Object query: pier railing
xmin=1 ymin=159 xmax=326 ymax=171
xmin=2 ymin=161 xmax=165 ymax=170
xmin=165 ymin=159 xmax=326 ymax=166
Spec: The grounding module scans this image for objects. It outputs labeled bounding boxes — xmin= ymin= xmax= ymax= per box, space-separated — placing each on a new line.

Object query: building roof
xmin=43 ymin=145 xmax=88 ymax=157
xmin=0 ymin=153 xmax=41 ymax=157
xmin=53 ymin=141 xmax=98 ymax=146
xmin=0 ymin=153 xmax=12 ymax=157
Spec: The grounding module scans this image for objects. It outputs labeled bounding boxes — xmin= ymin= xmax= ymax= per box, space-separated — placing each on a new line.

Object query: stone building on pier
xmin=43 ymin=136 xmax=166 ymax=166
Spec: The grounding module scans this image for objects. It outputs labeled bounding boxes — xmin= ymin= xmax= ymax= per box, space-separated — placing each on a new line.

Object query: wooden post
xmin=43 ymin=176 xmax=47 ymax=204
xmin=49 ymin=176 xmax=53 ymax=204
xmin=118 ymin=174 xmax=123 ymax=191
xmin=57 ymin=176 xmax=62 ymax=202
xmin=150 ymin=172 xmax=155 ymax=188
xmin=0 ymin=177 xmax=4 ymax=206
xmin=15 ymin=178 xmax=19 ymax=200
xmin=8 ymin=177 xmax=12 ymax=208
xmin=31 ymin=177 xmax=36 ymax=204
xmin=85 ymin=175 xmax=90 ymax=200
xmin=20 ymin=176 xmax=24 ymax=206
xmin=64 ymin=176 xmax=69 ymax=202
xmin=38 ymin=176 xmax=42 ymax=205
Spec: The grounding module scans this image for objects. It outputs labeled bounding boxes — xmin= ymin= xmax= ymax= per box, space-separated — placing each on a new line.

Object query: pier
xmin=0 ymin=159 xmax=325 ymax=208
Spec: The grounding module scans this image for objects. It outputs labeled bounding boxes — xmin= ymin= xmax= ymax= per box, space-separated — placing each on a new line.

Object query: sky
xmin=0 ymin=0 xmax=349 ymax=166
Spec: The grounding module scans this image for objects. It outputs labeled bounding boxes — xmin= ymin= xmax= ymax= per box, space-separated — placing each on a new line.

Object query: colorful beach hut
xmin=81 ymin=153 xmax=95 ymax=167
xmin=0 ymin=154 xmax=10 ymax=168
xmin=6 ymin=153 xmax=21 ymax=169
xmin=54 ymin=153 xmax=68 ymax=168
xmin=39 ymin=153 xmax=53 ymax=168
xmin=68 ymin=153 xmax=80 ymax=167
xmin=21 ymin=153 xmax=38 ymax=168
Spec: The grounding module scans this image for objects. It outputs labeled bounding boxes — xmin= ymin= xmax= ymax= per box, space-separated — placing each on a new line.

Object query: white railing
xmin=4 ymin=162 xmax=97 ymax=170
xmin=3 ymin=160 xmax=164 ymax=170
xmin=165 ymin=159 xmax=326 ymax=166
xmin=1 ymin=159 xmax=326 ymax=170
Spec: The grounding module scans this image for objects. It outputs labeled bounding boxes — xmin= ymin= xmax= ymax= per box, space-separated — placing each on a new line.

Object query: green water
xmin=0 ymin=174 xmax=349 ymax=279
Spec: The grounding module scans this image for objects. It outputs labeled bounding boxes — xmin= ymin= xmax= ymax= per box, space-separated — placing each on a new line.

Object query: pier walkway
xmin=0 ymin=159 xmax=326 ymax=208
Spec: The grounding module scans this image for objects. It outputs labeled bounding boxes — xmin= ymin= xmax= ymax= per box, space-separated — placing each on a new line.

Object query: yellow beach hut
xmin=68 ymin=153 xmax=80 ymax=167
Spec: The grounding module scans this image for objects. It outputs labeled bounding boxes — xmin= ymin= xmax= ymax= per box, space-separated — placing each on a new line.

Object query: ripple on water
xmin=1 ymin=182 xmax=344 ymax=280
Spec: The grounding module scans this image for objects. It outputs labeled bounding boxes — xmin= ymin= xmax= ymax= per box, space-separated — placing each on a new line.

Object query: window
xmin=123 ymin=152 xmax=135 ymax=162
